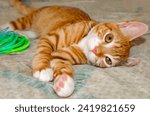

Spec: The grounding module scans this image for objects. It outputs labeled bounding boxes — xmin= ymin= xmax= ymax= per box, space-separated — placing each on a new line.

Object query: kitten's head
xmin=86 ymin=21 xmax=148 ymax=67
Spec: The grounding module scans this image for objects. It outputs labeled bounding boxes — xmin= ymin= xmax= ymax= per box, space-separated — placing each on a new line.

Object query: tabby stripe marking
xmin=48 ymin=33 xmax=60 ymax=49
xmin=51 ymin=50 xmax=75 ymax=64
xmin=38 ymin=38 xmax=55 ymax=51
xmin=16 ymin=17 xmax=26 ymax=29
xmin=61 ymin=50 xmax=78 ymax=64
xmin=70 ymin=46 xmax=87 ymax=63
xmin=10 ymin=21 xmax=18 ymax=30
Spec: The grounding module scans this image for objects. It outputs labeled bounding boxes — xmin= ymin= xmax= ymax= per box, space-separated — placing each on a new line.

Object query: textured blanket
xmin=0 ymin=0 xmax=150 ymax=98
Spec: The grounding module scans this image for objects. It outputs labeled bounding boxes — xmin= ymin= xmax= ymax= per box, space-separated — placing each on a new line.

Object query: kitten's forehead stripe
xmin=104 ymin=23 xmax=113 ymax=30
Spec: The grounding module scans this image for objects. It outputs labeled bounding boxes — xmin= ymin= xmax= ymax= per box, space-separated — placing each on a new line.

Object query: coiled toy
xmin=0 ymin=28 xmax=30 ymax=54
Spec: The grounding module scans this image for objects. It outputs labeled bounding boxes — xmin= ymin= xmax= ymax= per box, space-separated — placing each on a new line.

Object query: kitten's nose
xmin=91 ymin=46 xmax=104 ymax=56
xmin=91 ymin=47 xmax=97 ymax=54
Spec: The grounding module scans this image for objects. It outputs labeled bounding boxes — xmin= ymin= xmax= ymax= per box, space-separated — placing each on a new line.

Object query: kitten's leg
xmin=1 ymin=15 xmax=33 ymax=31
xmin=10 ymin=15 xmax=33 ymax=30
xmin=32 ymin=35 xmax=56 ymax=82
xmin=0 ymin=24 xmax=38 ymax=39
xmin=0 ymin=15 xmax=38 ymax=39
xmin=50 ymin=45 xmax=87 ymax=97
xmin=1 ymin=23 xmax=38 ymax=39
xmin=51 ymin=60 xmax=74 ymax=97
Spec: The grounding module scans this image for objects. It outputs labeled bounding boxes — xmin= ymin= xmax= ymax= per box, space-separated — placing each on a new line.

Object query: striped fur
xmin=7 ymin=0 xmax=148 ymax=97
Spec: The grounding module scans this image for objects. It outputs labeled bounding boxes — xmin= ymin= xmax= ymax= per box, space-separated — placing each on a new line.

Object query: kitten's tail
xmin=10 ymin=0 xmax=36 ymax=15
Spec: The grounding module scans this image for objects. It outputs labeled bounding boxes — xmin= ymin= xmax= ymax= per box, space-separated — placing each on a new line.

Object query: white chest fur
xmin=78 ymin=33 xmax=101 ymax=64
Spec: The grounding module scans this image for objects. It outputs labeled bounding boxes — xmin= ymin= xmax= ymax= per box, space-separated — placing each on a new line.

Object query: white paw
xmin=53 ymin=73 xmax=75 ymax=97
xmin=33 ymin=68 xmax=53 ymax=82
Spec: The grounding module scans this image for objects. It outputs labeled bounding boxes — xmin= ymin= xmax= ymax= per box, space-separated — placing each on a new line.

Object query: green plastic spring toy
xmin=0 ymin=28 xmax=30 ymax=54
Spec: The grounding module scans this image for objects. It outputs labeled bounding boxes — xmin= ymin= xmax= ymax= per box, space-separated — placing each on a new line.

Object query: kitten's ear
xmin=118 ymin=21 xmax=148 ymax=41
xmin=123 ymin=57 xmax=140 ymax=67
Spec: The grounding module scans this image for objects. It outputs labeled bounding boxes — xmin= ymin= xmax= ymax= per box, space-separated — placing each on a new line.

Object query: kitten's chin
xmin=86 ymin=52 xmax=97 ymax=65
xmin=87 ymin=51 xmax=107 ymax=68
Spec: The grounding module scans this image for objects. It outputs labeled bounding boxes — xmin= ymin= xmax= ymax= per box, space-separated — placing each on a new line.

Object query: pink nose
xmin=91 ymin=47 xmax=97 ymax=55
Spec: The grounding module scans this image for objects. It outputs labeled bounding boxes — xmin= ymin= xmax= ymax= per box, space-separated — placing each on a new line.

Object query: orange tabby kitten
xmin=2 ymin=0 xmax=148 ymax=97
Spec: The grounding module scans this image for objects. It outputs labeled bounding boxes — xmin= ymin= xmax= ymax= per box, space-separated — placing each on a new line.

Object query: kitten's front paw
xmin=33 ymin=68 xmax=53 ymax=82
xmin=53 ymin=73 xmax=75 ymax=97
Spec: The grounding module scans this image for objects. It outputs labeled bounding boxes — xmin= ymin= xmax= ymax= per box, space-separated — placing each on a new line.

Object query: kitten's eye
xmin=105 ymin=56 xmax=112 ymax=65
xmin=105 ymin=33 xmax=114 ymax=43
